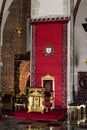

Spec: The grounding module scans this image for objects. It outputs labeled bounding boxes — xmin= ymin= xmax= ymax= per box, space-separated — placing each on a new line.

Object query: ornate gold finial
xmin=16 ymin=25 xmax=22 ymax=37
xmin=85 ymin=59 xmax=87 ymax=63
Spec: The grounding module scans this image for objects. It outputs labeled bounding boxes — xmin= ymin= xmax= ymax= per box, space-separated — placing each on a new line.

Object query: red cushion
xmin=44 ymin=100 xmax=52 ymax=107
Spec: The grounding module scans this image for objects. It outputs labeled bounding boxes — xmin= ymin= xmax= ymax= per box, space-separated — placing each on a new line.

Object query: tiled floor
xmin=0 ymin=111 xmax=87 ymax=130
xmin=0 ymin=116 xmax=87 ymax=130
xmin=0 ymin=116 xmax=67 ymax=130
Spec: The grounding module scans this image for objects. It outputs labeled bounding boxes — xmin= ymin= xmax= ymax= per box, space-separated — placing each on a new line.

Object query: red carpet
xmin=14 ymin=109 xmax=67 ymax=121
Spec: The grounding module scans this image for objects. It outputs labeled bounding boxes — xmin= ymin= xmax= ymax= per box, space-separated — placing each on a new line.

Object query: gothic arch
xmin=74 ymin=0 xmax=81 ymax=22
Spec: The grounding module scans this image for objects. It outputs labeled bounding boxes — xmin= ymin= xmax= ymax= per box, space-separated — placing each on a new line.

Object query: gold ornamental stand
xmin=67 ymin=104 xmax=86 ymax=124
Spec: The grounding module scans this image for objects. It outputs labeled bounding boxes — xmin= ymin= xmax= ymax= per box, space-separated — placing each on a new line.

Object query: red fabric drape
xmin=35 ymin=23 xmax=63 ymax=106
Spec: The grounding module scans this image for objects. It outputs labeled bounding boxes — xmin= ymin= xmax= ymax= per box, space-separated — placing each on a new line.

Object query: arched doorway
xmin=14 ymin=52 xmax=30 ymax=94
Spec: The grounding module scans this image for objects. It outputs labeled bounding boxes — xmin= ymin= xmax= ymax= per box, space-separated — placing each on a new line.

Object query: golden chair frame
xmin=67 ymin=104 xmax=86 ymax=124
xmin=41 ymin=74 xmax=55 ymax=91
xmin=41 ymin=74 xmax=55 ymax=111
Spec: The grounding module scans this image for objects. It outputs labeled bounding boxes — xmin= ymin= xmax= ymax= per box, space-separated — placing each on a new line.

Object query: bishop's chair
xmin=41 ymin=74 xmax=55 ymax=112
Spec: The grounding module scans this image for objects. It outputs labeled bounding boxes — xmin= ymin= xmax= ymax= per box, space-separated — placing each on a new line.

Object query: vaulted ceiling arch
xmin=74 ymin=0 xmax=81 ymax=22
xmin=0 ymin=0 xmax=13 ymax=26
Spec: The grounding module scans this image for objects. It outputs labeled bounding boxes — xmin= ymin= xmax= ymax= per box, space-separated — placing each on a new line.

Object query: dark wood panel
xmin=78 ymin=72 xmax=87 ymax=103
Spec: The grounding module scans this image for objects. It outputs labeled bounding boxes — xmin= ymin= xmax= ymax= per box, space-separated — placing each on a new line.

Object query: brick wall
xmin=1 ymin=0 xmax=31 ymax=92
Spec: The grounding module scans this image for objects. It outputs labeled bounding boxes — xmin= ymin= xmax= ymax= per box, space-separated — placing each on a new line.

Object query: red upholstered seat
xmin=44 ymin=91 xmax=54 ymax=112
xmin=44 ymin=100 xmax=52 ymax=107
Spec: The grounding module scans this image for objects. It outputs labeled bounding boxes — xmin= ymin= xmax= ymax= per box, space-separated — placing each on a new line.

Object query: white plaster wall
xmin=74 ymin=0 xmax=77 ymax=6
xmin=74 ymin=0 xmax=87 ymax=91
xmin=31 ymin=0 xmax=69 ymax=18
xmin=1 ymin=0 xmax=13 ymax=46
xmin=0 ymin=0 xmax=3 ymax=13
